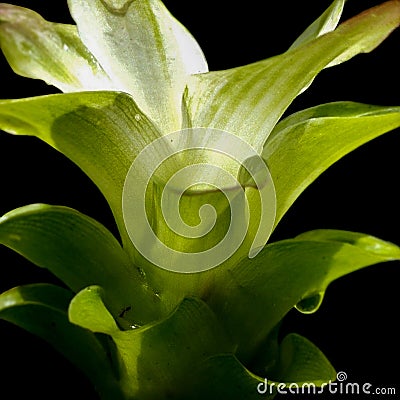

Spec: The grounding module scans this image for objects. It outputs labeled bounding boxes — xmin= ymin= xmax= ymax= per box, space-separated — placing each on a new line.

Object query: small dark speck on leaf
xmin=119 ymin=306 xmax=132 ymax=318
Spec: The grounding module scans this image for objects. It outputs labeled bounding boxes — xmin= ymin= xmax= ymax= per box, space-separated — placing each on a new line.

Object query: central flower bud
xmin=122 ymin=128 xmax=276 ymax=273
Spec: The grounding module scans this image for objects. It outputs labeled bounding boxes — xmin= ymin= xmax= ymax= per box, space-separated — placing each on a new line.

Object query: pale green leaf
xmin=193 ymin=354 xmax=271 ymax=400
xmin=287 ymin=0 xmax=346 ymax=95
xmin=69 ymin=290 xmax=232 ymax=399
xmin=0 ymin=91 xmax=268 ymax=301
xmin=268 ymin=333 xmax=336 ymax=385
xmin=208 ymin=230 xmax=400 ymax=361
xmin=69 ymin=285 xmax=121 ymax=334
xmin=67 ymin=0 xmax=208 ymax=133
xmin=186 ymin=1 xmax=400 ymax=153
xmin=0 ymin=204 xmax=162 ymax=326
xmin=0 ymin=91 xmax=240 ymax=281
xmin=0 ymin=283 xmax=124 ymax=399
xmin=289 ymin=0 xmax=345 ymax=50
xmin=262 ymin=102 xmax=400 ymax=227
xmin=0 ymin=91 xmax=163 ymax=248
xmin=0 ymin=4 xmax=116 ymax=92
xmin=194 ymin=333 xmax=335 ymax=399
xmin=295 ymin=229 xmax=400 ymax=263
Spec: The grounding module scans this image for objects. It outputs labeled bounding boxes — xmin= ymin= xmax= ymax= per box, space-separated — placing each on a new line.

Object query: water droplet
xmin=295 ymin=291 xmax=325 ymax=314
xmin=134 ymin=114 xmax=141 ymax=121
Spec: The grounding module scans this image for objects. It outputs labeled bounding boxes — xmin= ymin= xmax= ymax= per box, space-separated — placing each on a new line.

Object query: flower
xmin=0 ymin=1 xmax=400 ymax=399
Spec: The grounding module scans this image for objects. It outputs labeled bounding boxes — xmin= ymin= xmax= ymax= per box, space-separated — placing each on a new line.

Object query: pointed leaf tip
xmin=186 ymin=0 xmax=400 ymax=153
xmin=0 ymin=3 xmax=116 ymax=92
xmin=289 ymin=0 xmax=346 ymax=50
xmin=263 ymin=102 xmax=400 ymax=226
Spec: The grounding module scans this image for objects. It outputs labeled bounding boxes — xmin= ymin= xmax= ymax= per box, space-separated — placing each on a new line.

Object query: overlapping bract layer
xmin=0 ymin=1 xmax=400 ymax=398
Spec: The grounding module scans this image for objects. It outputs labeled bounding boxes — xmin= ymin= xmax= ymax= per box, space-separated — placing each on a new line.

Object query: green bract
xmin=0 ymin=1 xmax=399 ymax=399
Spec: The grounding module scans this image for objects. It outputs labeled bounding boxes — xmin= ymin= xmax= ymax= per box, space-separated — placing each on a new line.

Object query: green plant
xmin=0 ymin=0 xmax=399 ymax=399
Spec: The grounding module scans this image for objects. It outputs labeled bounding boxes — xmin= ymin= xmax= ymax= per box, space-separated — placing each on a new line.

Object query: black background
xmin=0 ymin=1 xmax=399 ymax=398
